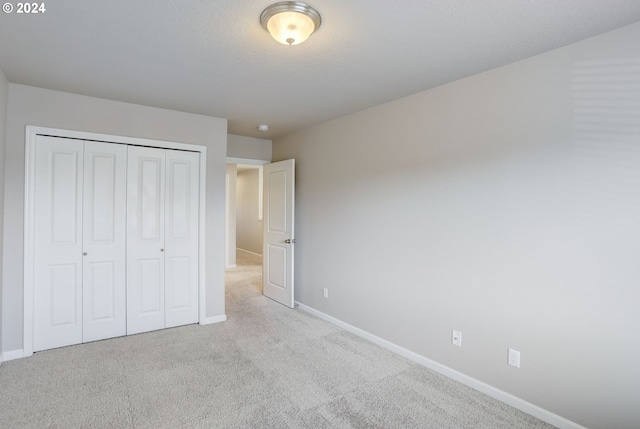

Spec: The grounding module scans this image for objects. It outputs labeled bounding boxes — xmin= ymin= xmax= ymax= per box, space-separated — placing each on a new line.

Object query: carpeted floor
xmin=0 ymin=250 xmax=557 ymax=428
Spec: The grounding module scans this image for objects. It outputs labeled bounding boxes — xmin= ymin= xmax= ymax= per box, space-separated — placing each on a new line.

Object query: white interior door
xmin=164 ymin=150 xmax=200 ymax=327
xmin=127 ymin=146 xmax=166 ymax=335
xmin=33 ymin=136 xmax=84 ymax=351
xmin=263 ymin=159 xmax=295 ymax=308
xmin=82 ymin=141 xmax=127 ymax=342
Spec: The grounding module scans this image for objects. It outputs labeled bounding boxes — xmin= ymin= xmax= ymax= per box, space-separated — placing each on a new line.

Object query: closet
xmin=32 ymin=135 xmax=200 ymax=352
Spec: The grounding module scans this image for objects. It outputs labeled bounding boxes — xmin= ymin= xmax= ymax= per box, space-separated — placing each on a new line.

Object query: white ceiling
xmin=1 ymin=1 xmax=639 ymax=139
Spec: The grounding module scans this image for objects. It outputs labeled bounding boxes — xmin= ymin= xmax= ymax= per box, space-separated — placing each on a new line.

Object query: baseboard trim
xmin=225 ymin=264 xmax=237 ymax=269
xmin=200 ymin=315 xmax=227 ymax=325
xmin=295 ymin=301 xmax=586 ymax=429
xmin=236 ymin=248 xmax=262 ymax=257
xmin=3 ymin=349 xmax=25 ymax=362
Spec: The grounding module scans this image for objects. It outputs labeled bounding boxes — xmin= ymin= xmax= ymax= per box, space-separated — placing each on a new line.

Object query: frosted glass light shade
xmin=261 ymin=2 xmax=321 ymax=46
xmin=266 ymin=11 xmax=315 ymax=45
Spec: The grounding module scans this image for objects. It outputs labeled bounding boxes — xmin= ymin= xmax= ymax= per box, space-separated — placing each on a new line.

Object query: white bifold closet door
xmin=82 ymin=141 xmax=127 ymax=342
xmin=33 ymin=137 xmax=127 ymax=352
xmin=164 ymin=149 xmax=200 ymax=328
xmin=33 ymin=136 xmax=199 ymax=352
xmin=126 ymin=146 xmax=200 ymax=335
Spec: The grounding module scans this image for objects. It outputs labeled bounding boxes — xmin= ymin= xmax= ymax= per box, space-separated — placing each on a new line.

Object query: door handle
xmin=160 ymin=248 xmax=164 ymax=252
xmin=83 ymin=252 xmax=88 ymax=256
xmin=284 ymin=239 xmax=296 ymax=244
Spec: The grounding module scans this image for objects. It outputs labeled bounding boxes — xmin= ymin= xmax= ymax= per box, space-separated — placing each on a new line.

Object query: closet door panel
xmin=127 ymin=146 xmax=166 ymax=335
xmin=33 ymin=136 xmax=84 ymax=352
xmin=165 ymin=150 xmax=200 ymax=327
xmin=82 ymin=141 xmax=127 ymax=342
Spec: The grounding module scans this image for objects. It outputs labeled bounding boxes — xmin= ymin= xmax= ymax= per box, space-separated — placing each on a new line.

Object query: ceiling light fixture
xmin=258 ymin=124 xmax=270 ymax=132
xmin=260 ymin=2 xmax=321 ymax=46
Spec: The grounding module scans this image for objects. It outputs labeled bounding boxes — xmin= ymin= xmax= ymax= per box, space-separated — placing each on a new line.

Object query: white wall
xmin=273 ymin=23 xmax=640 ymax=429
xmin=227 ymin=134 xmax=271 ymax=161
xmin=236 ymin=168 xmax=263 ymax=255
xmin=2 ymin=84 xmax=227 ymax=353
xmin=0 ymin=68 xmax=8 ymax=360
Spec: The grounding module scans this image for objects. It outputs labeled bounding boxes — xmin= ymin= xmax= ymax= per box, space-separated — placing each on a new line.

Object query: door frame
xmin=225 ymin=157 xmax=269 ymax=270
xmin=24 ymin=125 xmax=207 ymax=357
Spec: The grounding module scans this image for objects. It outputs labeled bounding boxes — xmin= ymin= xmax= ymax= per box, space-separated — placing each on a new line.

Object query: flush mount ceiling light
xmin=260 ymin=2 xmax=321 ymax=46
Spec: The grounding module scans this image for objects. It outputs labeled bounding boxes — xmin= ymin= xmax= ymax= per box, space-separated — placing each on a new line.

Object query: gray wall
xmin=2 ymin=84 xmax=228 ymax=353
xmin=227 ymin=134 xmax=271 ymax=160
xmin=272 ymin=23 xmax=640 ymax=429
xmin=0 ymin=69 xmax=8 ymax=359
xmin=236 ymin=169 xmax=263 ymax=255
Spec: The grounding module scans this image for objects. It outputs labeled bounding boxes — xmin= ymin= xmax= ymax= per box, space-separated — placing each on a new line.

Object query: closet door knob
xmin=83 ymin=252 xmax=88 ymax=256
xmin=160 ymin=248 xmax=164 ymax=252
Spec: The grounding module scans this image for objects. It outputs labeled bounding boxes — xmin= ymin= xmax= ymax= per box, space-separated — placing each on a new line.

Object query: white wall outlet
xmin=323 ymin=288 xmax=329 ymax=298
xmin=508 ymin=348 xmax=521 ymax=368
xmin=452 ymin=330 xmax=462 ymax=347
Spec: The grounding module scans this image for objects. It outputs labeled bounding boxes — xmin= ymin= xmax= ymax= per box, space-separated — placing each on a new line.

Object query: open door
xmin=263 ymin=159 xmax=295 ymax=308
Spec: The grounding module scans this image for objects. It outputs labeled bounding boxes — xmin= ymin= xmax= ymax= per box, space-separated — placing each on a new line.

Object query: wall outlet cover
xmin=508 ymin=348 xmax=521 ymax=368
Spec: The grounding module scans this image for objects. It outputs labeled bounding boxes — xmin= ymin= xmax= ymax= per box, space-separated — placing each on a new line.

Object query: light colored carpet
xmin=0 ymin=250 xmax=557 ymax=428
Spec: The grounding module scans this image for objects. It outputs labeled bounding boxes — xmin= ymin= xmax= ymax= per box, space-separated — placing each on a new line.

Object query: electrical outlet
xmin=508 ymin=348 xmax=521 ymax=368
xmin=323 ymin=288 xmax=329 ymax=299
xmin=452 ymin=330 xmax=462 ymax=347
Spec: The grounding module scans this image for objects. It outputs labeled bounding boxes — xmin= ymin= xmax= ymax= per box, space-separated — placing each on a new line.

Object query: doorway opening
xmin=226 ymin=158 xmax=296 ymax=308
xmin=225 ymin=161 xmax=266 ymax=298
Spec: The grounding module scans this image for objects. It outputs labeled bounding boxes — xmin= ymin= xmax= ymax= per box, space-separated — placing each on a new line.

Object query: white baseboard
xmin=225 ymin=264 xmax=237 ymax=269
xmin=200 ymin=315 xmax=227 ymax=325
xmin=2 ymin=349 xmax=25 ymax=361
xmin=0 ymin=352 xmax=3 ymax=366
xmin=236 ymin=248 xmax=262 ymax=257
xmin=295 ymin=301 xmax=586 ymax=429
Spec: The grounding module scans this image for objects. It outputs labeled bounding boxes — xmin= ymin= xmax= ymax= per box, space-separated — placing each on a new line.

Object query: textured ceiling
xmin=1 ymin=0 xmax=639 ymax=139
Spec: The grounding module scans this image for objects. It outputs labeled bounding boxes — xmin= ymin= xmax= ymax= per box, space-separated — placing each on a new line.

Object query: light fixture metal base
xmin=260 ymin=2 xmax=322 ymax=31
